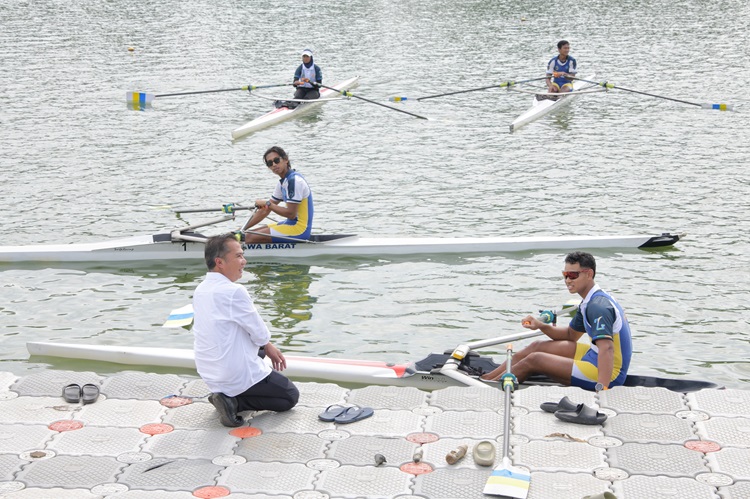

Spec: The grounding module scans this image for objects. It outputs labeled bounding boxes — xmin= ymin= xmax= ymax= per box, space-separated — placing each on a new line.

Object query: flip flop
xmin=333 ymin=406 xmax=374 ymax=424
xmin=81 ymin=384 xmax=100 ymax=404
xmin=472 ymin=440 xmax=496 ymax=467
xmin=318 ymin=404 xmax=350 ymax=422
xmin=540 ymin=395 xmax=578 ymax=413
xmin=62 ymin=384 xmax=81 ymax=403
xmin=555 ymin=403 xmax=607 ymax=425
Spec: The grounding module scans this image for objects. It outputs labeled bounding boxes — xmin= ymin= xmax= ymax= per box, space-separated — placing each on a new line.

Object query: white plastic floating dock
xmin=0 ymin=370 xmax=748 ymax=498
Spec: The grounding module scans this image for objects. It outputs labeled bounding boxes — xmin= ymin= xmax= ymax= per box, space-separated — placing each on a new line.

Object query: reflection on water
xmin=243 ymin=263 xmax=317 ymax=333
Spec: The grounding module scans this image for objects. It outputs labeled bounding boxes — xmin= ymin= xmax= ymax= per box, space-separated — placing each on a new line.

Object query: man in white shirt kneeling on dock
xmin=192 ymin=234 xmax=299 ymax=427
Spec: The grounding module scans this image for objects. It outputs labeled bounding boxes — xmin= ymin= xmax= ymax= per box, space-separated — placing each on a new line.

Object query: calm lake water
xmin=1 ymin=0 xmax=749 ymax=389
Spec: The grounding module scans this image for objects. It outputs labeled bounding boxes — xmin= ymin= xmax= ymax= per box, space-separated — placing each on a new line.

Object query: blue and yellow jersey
xmin=569 ymin=285 xmax=633 ymax=385
xmin=546 ymin=56 xmax=578 ymax=88
xmin=269 ymin=170 xmax=313 ymax=240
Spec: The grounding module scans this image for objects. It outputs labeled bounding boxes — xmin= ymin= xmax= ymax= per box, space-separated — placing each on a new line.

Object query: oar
xmin=126 ymin=83 xmax=293 ymax=106
xmin=484 ymin=344 xmax=530 ymax=498
xmin=163 ymin=304 xmax=194 ymax=328
xmin=314 ymin=83 xmax=428 ymax=120
xmin=572 ymin=77 xmax=734 ymax=111
xmin=401 ymin=77 xmax=549 ymax=102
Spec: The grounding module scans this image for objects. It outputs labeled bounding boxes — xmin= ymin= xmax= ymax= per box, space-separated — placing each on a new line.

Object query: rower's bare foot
xmin=481 ymin=373 xmax=497 ymax=381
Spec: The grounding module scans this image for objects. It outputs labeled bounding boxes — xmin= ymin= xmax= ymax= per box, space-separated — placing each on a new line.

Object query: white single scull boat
xmin=509 ymin=74 xmax=598 ymax=132
xmin=231 ymin=76 xmax=359 ymax=139
xmin=0 ymin=231 xmax=682 ymax=264
xmin=26 ymin=339 xmax=718 ymax=393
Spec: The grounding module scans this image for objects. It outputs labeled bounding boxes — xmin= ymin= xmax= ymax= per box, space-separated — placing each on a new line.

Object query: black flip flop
xmin=540 ymin=395 xmax=578 ymax=413
xmin=554 ymin=403 xmax=607 ymax=425
xmin=62 ymin=384 xmax=81 ymax=403
xmin=318 ymin=404 xmax=350 ymax=422
xmin=81 ymin=384 xmax=100 ymax=404
xmin=333 ymin=406 xmax=374 ymax=424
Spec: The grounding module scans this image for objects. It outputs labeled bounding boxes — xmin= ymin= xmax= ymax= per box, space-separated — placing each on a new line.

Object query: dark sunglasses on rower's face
xmin=265 ymin=157 xmax=282 ymax=167
xmin=562 ymin=269 xmax=590 ymax=280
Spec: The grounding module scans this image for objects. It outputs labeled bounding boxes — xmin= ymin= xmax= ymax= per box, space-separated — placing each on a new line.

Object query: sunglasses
xmin=562 ymin=269 xmax=590 ymax=280
xmin=265 ymin=157 xmax=282 ymax=167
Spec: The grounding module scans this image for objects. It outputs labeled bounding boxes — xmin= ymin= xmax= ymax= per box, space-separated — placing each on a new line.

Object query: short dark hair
xmin=204 ymin=234 xmax=237 ymax=270
xmin=557 ymin=40 xmax=569 ymax=49
xmin=565 ymin=251 xmax=596 ymax=277
xmin=263 ymin=146 xmax=290 ymax=166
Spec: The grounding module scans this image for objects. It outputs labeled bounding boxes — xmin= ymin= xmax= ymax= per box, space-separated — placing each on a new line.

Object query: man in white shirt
xmin=193 ymin=234 xmax=299 ymax=427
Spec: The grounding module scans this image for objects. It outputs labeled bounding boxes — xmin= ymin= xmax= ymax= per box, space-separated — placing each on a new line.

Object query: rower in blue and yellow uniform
xmin=482 ymin=251 xmax=632 ymax=393
xmin=240 ymin=146 xmax=314 ymax=244
xmin=546 ymin=40 xmax=578 ymax=94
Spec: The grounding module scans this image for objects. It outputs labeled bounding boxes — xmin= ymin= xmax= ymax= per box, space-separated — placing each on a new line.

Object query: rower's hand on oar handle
xmin=521 ymin=315 xmax=542 ymax=330
xmin=254 ymin=199 xmax=272 ymax=211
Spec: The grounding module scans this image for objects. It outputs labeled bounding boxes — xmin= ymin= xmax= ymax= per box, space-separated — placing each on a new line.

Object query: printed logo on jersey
xmin=594 ymin=316 xmax=606 ymax=330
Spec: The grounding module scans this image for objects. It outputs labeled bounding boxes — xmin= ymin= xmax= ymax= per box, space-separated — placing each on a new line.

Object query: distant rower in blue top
xmin=546 ymin=40 xmax=577 ymax=94
xmin=293 ymin=49 xmax=322 ymax=101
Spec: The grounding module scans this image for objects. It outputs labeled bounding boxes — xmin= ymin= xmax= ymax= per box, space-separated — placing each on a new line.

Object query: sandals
xmin=62 ymin=383 xmax=101 ymax=404
xmin=554 ymin=403 xmax=607 ymax=425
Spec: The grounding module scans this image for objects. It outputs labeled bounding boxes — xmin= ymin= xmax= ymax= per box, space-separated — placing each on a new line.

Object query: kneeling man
xmin=193 ymin=234 xmax=299 ymax=426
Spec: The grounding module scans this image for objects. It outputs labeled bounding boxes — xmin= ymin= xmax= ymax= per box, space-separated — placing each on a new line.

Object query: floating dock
xmin=0 ymin=370 xmax=748 ymax=498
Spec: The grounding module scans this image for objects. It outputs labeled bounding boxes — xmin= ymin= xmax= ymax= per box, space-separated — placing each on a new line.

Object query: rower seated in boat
xmin=482 ymin=252 xmax=632 ymax=393
xmin=545 ymin=40 xmax=578 ymax=96
xmin=240 ymin=146 xmax=314 ymax=244
xmin=291 ymin=49 xmax=322 ymax=104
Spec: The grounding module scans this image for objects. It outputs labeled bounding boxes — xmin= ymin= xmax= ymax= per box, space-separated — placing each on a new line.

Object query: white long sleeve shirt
xmin=192 ymin=272 xmax=272 ymax=396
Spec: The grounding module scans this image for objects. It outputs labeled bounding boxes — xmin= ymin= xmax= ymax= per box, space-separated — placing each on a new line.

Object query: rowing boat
xmin=0 ymin=231 xmax=682 ymax=264
xmin=26 ymin=340 xmax=718 ymax=393
xmin=509 ymin=74 xmax=596 ymax=132
xmin=231 ymin=76 xmax=359 ymax=139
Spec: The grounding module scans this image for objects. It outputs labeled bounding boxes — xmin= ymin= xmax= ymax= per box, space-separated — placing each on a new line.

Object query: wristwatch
xmin=265 ymin=200 xmax=272 ymax=207
xmin=595 ymin=382 xmax=608 ymax=393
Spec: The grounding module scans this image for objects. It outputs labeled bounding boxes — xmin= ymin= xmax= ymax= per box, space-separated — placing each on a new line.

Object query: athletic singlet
xmin=269 ymin=170 xmax=313 ymax=239
xmin=299 ymin=64 xmax=316 ymax=88
xmin=546 ymin=56 xmax=578 ymax=88
xmin=569 ymin=285 xmax=633 ymax=386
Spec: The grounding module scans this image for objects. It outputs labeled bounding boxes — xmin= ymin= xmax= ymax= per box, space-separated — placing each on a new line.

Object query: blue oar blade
xmin=389 ymin=96 xmax=410 ymax=102
xmin=163 ymin=304 xmax=194 ymax=328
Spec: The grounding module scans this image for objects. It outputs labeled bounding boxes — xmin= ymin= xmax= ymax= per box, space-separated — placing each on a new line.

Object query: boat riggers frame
xmin=436 ymin=303 xmax=578 ymax=389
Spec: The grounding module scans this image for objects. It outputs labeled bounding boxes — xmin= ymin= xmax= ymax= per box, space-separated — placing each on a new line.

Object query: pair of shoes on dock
xmin=318 ymin=404 xmax=374 ymax=424
xmin=541 ymin=396 xmax=607 ymax=425
xmin=62 ymin=383 xmax=99 ymax=404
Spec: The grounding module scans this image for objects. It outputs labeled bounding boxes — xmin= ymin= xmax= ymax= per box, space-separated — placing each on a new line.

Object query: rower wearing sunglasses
xmin=482 ymin=251 xmax=632 ymax=393
xmin=239 ymin=146 xmax=313 ymax=244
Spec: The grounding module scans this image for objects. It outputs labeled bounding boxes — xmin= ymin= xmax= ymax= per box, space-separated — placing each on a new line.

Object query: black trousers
xmin=294 ymin=87 xmax=320 ymax=100
xmin=235 ymin=371 xmax=299 ymax=412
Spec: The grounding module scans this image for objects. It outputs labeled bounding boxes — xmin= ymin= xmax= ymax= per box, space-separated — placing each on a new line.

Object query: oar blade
xmin=125 ymin=91 xmax=155 ymax=108
xmin=700 ymin=103 xmax=733 ymax=111
xmin=163 ymin=304 xmax=194 ymax=328
xmin=388 ymin=96 xmax=410 ymax=102
xmin=483 ymin=458 xmax=531 ymax=497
